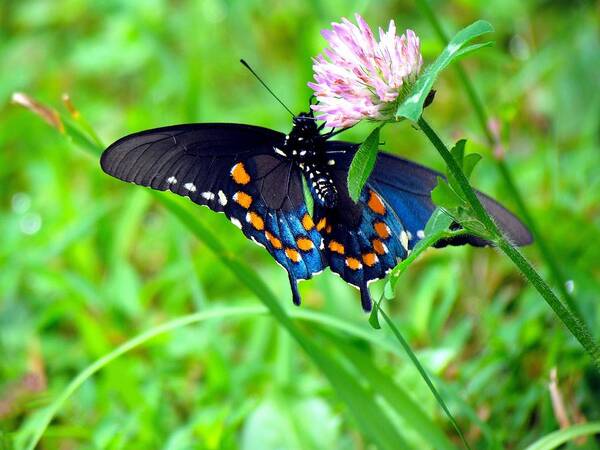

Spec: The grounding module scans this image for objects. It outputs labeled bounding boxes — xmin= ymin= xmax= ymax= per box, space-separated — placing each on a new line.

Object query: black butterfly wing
xmin=101 ymin=124 xmax=326 ymax=304
xmin=317 ymin=141 xmax=532 ymax=311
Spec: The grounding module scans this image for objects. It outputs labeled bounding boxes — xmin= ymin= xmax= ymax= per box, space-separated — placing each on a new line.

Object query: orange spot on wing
xmin=285 ymin=248 xmax=301 ymax=263
xmin=265 ymin=231 xmax=282 ymax=249
xmin=316 ymin=217 xmax=327 ymax=231
xmin=345 ymin=257 xmax=362 ymax=270
xmin=302 ymin=214 xmax=314 ymax=231
xmin=231 ymin=162 xmax=250 ymax=184
xmin=362 ymin=253 xmax=378 ymax=267
xmin=372 ymin=239 xmax=387 ymax=255
xmin=234 ymin=191 xmax=253 ymax=208
xmin=296 ymin=237 xmax=314 ymax=251
xmin=374 ymin=221 xmax=390 ymax=239
xmin=247 ymin=212 xmax=264 ymax=230
xmin=368 ymin=190 xmax=386 ymax=215
xmin=328 ymin=240 xmax=345 ymax=255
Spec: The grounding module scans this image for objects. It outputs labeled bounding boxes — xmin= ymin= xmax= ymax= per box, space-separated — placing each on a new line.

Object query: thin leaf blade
xmin=347 ymin=125 xmax=381 ymax=202
xmin=396 ymin=20 xmax=494 ymax=122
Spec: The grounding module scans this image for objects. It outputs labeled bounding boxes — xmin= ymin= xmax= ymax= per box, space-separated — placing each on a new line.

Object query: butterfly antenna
xmin=240 ymin=59 xmax=295 ymax=117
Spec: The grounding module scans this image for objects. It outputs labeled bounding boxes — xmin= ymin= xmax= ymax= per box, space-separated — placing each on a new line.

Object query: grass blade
xmin=524 ymin=423 xmax=600 ymax=450
xmin=21 ymin=306 xmax=267 ymax=450
xmin=378 ymin=307 xmax=472 ymax=450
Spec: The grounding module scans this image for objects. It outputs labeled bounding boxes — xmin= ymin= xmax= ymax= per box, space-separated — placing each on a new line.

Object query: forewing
xmin=100 ymin=123 xmax=288 ymax=210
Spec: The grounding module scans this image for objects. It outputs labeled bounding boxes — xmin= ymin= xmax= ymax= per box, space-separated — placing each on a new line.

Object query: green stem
xmin=414 ymin=0 xmax=581 ymax=320
xmin=498 ymin=240 xmax=600 ymax=367
xmin=418 ymin=118 xmax=500 ymax=235
xmin=417 ymin=116 xmax=600 ymax=371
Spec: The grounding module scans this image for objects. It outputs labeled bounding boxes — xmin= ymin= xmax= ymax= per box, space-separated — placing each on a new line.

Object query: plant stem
xmin=414 ymin=0 xmax=582 ymax=321
xmin=418 ymin=118 xmax=500 ymax=235
xmin=417 ymin=116 xmax=600 ymax=371
xmin=497 ymin=240 xmax=600 ymax=367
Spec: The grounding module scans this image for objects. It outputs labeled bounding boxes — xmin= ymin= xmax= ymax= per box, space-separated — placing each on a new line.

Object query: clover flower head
xmin=308 ymin=14 xmax=423 ymax=128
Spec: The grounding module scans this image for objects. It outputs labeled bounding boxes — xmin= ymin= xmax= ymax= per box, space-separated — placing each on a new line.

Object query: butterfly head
xmin=291 ymin=111 xmax=319 ymax=135
xmin=283 ymin=111 xmax=320 ymax=155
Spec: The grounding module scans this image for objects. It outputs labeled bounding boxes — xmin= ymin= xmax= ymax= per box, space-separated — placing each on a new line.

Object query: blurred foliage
xmin=1 ymin=0 xmax=600 ymax=448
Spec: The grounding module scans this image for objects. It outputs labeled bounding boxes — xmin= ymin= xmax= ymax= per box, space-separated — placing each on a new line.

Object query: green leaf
xmin=347 ymin=125 xmax=381 ymax=202
xmin=450 ymin=139 xmax=466 ymax=167
xmin=385 ymin=209 xmax=461 ymax=294
xmin=302 ymin=176 xmax=314 ymax=217
xmin=396 ymin=20 xmax=494 ymax=122
xmin=368 ymin=302 xmax=381 ymax=329
xmin=453 ymin=41 xmax=495 ymax=60
xmin=431 ymin=178 xmax=464 ymax=209
xmin=524 ymin=422 xmax=600 ymax=450
xmin=462 ymin=153 xmax=482 ymax=180
xmin=423 ymin=208 xmax=454 ymax=236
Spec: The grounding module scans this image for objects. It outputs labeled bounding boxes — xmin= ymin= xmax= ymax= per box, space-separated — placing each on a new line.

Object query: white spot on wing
xmin=417 ymin=230 xmax=425 ymax=239
xmin=230 ymin=218 xmax=242 ymax=229
xmin=218 ymin=190 xmax=227 ymax=206
xmin=327 ymin=159 xmax=335 ymax=166
xmin=167 ymin=176 xmax=177 ymax=184
xmin=184 ymin=183 xmax=197 ymax=192
xmin=201 ymin=191 xmax=214 ymax=200
xmin=400 ymin=230 xmax=409 ymax=251
xmin=274 ymin=147 xmax=287 ymax=157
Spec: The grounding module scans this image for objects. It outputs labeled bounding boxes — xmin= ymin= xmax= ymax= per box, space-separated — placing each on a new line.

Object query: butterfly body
xmin=101 ymin=109 xmax=531 ymax=311
xmin=277 ymin=113 xmax=338 ymax=208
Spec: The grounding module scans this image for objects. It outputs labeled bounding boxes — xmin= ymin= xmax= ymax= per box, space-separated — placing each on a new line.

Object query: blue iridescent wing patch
xmin=222 ymin=156 xmax=326 ymax=304
xmin=313 ymin=185 xmax=409 ymax=311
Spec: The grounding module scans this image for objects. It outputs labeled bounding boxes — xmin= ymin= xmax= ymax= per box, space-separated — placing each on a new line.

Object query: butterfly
xmin=100 ymin=109 xmax=532 ymax=311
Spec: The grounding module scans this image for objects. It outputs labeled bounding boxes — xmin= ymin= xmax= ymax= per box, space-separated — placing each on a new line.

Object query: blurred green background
xmin=1 ymin=0 xmax=599 ymax=448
